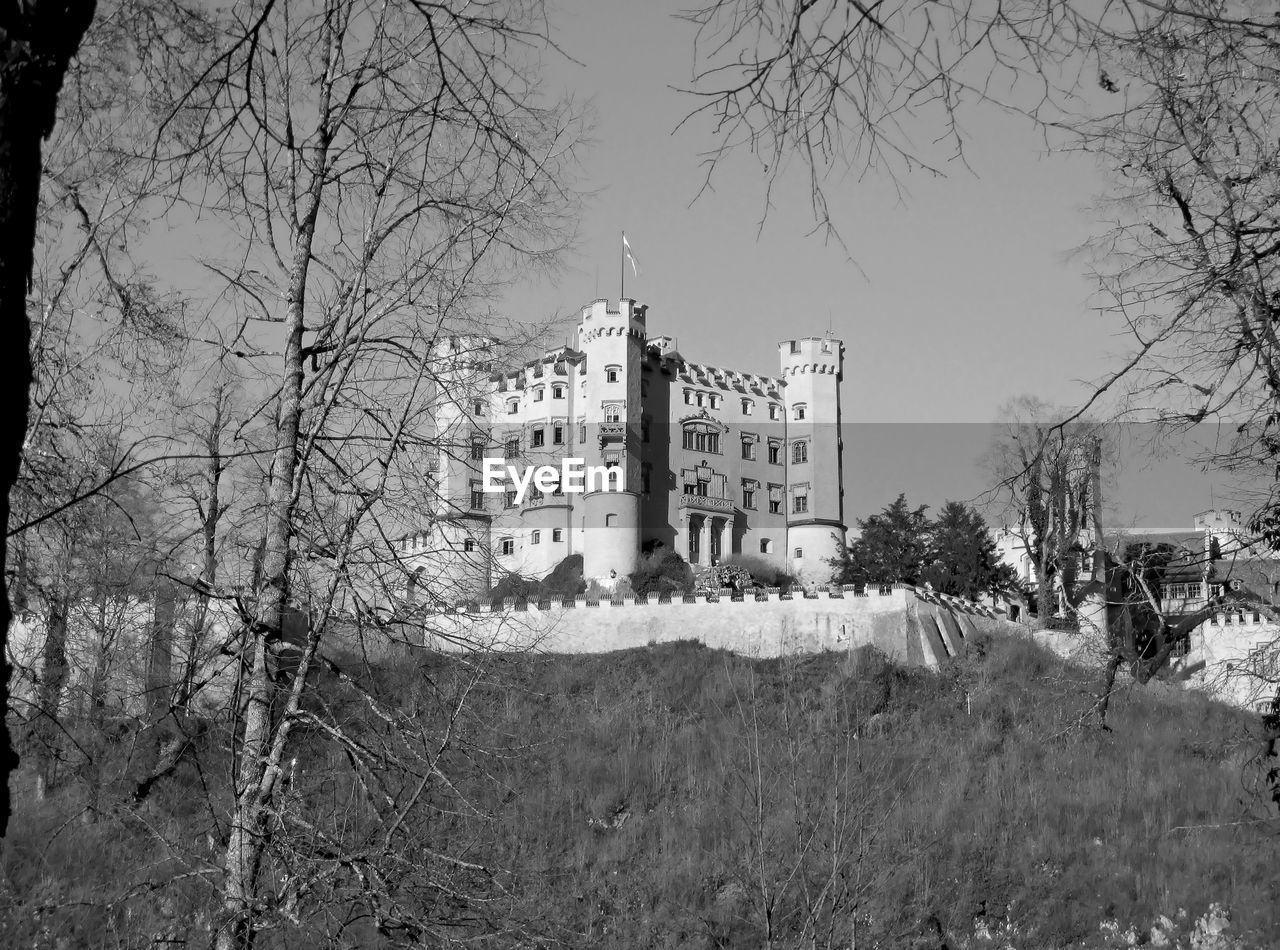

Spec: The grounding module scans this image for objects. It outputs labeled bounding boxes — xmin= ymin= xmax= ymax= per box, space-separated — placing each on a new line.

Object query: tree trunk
xmin=147 ymin=579 xmax=176 ymax=721
xmin=0 ymin=0 xmax=99 ymax=834
xmin=217 ymin=140 xmax=327 ymax=950
xmin=1095 ymin=652 xmax=1122 ymax=730
xmin=33 ymin=594 xmax=68 ymax=799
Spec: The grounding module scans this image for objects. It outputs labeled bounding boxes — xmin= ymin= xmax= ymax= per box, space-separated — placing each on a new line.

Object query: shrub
xmin=719 ymin=553 xmax=797 ymax=590
xmin=629 ymin=550 xmax=695 ymax=597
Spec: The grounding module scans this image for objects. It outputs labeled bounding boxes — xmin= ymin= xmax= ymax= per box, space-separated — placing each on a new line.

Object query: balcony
xmin=679 ymin=493 xmax=734 ymax=514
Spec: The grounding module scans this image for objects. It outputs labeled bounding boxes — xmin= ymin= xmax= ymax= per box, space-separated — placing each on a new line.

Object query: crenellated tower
xmin=576 ymin=298 xmax=646 ymax=583
xmin=779 ymin=336 xmax=846 ymax=583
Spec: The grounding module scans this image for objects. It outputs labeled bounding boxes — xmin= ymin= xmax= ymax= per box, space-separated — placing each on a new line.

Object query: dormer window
xmin=793 ymin=403 xmax=806 ymax=421
xmin=605 ymin=365 xmax=621 ymax=383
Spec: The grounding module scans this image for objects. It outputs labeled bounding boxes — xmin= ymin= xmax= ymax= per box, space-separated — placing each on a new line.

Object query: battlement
xmin=778 ymin=337 xmax=844 ymax=378
xmin=405 ymin=583 xmax=1003 ymax=619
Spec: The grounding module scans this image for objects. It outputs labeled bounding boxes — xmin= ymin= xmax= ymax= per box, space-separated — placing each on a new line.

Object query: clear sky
xmin=494 ymin=0 xmax=1248 ymax=527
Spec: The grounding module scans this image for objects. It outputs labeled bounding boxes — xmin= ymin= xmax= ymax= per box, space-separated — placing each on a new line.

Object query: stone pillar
xmin=699 ymin=516 xmax=712 ymax=567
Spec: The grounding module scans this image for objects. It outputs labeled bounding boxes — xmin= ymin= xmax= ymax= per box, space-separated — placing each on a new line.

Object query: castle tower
xmin=779 ymin=336 xmax=846 ymax=584
xmin=576 ymin=299 xmax=646 ymax=584
xmin=423 ymin=335 xmax=496 ymax=597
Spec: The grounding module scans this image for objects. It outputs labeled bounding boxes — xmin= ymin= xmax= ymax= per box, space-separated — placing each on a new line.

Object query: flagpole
xmin=620 ymin=230 xmax=625 ymax=300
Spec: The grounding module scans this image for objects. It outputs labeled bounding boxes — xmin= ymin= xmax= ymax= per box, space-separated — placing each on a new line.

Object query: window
xmin=464 ymin=538 xmax=476 ymax=552
xmin=500 ymin=538 xmax=514 ymax=556
xmin=604 ymin=404 xmax=622 ymax=423
xmin=741 ymin=436 xmax=755 ymax=460
xmin=769 ymin=404 xmax=780 ymax=420
xmin=474 ymin=401 xmax=486 ymax=416
xmin=532 ymin=427 xmax=545 ymax=448
xmin=533 ymin=387 xmax=544 ymax=402
xmin=709 ymin=394 xmax=720 ymax=409
xmin=507 ymin=399 xmax=519 ymax=414
xmin=505 ymin=438 xmax=519 ymax=458
xmin=769 ymin=498 xmax=782 ymax=514
xmin=684 ymin=390 xmax=693 ymax=405
xmin=792 ymin=440 xmax=808 ymax=464
xmin=695 ymin=393 xmax=705 ymax=407
xmin=531 ymin=530 xmax=541 ymax=544
xmin=605 ymin=365 xmax=621 ymax=383
xmin=742 ymin=485 xmax=756 ymax=509
xmin=553 ymin=425 xmax=565 ymax=445
xmin=470 ymin=489 xmax=485 ymax=510
xmin=470 ymin=435 xmax=485 ymax=460
xmin=553 ymin=385 xmax=565 ymax=399
xmin=793 ymin=403 xmax=806 ymax=420
xmin=552 ymin=528 xmax=563 ymax=542
xmin=604 ymin=451 xmax=621 ymax=469
xmin=505 ymin=490 xmax=518 ymax=509
xmin=790 ymin=341 xmax=801 ymax=354
xmin=605 ymin=513 xmax=617 ymax=527
xmin=793 ymin=493 xmax=808 ymax=514
xmin=742 ymin=398 xmax=753 ymax=415
xmin=768 ymin=441 xmax=781 ymax=465
xmin=682 ymin=423 xmax=720 ymax=454
xmin=794 ymin=547 xmax=804 ymax=559
xmin=759 ymin=539 xmax=773 ymax=554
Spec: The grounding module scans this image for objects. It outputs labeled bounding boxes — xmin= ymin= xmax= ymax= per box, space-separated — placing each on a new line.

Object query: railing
xmin=678 ymin=493 xmax=734 ymax=513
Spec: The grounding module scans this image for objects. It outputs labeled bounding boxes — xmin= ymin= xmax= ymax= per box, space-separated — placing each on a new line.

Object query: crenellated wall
xmin=391 ymin=584 xmax=1009 ymax=667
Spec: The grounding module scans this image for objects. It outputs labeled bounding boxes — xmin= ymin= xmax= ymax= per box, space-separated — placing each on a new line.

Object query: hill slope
xmin=4 ymin=631 xmax=1278 ymax=948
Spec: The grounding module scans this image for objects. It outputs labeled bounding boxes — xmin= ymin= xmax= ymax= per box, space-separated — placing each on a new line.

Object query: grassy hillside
xmin=4 ymin=630 xmax=1279 ymax=948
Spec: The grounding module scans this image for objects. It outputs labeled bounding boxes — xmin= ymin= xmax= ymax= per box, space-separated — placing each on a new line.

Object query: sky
xmin=493 ymin=0 xmax=1248 ymax=528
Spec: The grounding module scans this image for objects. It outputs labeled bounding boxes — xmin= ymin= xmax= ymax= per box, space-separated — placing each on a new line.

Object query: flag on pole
xmin=623 ymin=233 xmax=640 ymax=276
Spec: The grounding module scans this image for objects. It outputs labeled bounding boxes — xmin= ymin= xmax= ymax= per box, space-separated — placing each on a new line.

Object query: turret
xmin=778 ymin=336 xmax=846 ymax=584
xmin=576 ymin=300 xmax=647 ymax=584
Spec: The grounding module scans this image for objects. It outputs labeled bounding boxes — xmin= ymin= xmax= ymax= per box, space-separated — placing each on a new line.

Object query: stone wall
xmin=396 ymin=584 xmax=1007 ymax=668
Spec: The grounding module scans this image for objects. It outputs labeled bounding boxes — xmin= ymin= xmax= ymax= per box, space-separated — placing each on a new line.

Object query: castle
xmin=401 ymin=297 xmax=847 ymax=599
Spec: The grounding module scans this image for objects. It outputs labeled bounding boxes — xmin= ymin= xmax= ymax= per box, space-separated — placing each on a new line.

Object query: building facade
xmin=406 ymin=297 xmax=846 ymax=599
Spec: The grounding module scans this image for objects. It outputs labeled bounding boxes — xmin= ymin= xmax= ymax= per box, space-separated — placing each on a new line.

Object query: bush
xmin=719 ymin=553 xmax=797 ymax=590
xmin=490 ymin=554 xmax=586 ymax=603
xmin=629 ymin=551 xmax=695 ymax=597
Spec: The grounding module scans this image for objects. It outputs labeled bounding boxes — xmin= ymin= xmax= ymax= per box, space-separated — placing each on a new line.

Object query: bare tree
xmin=122 ymin=2 xmax=585 ymax=944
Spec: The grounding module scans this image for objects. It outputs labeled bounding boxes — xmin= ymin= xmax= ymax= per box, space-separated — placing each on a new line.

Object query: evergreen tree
xmin=835 ymin=494 xmax=932 ymax=585
xmin=923 ymin=501 xmax=1018 ymax=599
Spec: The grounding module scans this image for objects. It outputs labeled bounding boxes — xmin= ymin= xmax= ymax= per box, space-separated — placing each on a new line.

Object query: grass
xmin=3 ymin=629 xmax=1278 ymax=948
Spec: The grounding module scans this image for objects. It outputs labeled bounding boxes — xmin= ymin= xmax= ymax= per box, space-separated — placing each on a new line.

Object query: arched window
xmin=604 ymin=404 xmax=622 ymax=423
xmin=760 ymin=539 xmax=773 ymax=554
xmin=463 ymin=538 xmax=476 ymax=552
xmin=605 ymin=364 xmax=621 ymax=383
xmin=792 ymin=403 xmax=807 ymax=420
xmin=792 ymin=440 xmax=808 ymax=464
xmin=507 ymin=399 xmax=519 ymax=415
xmin=552 ymin=384 xmax=565 ymax=399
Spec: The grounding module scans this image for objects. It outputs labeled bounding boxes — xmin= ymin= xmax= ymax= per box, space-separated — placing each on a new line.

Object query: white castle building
xmin=400 ymin=297 xmax=847 ymax=599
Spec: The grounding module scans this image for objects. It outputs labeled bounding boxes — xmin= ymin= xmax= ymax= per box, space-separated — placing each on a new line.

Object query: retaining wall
xmin=399 ymin=585 xmax=1006 ymax=667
